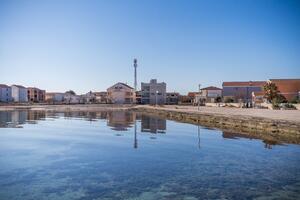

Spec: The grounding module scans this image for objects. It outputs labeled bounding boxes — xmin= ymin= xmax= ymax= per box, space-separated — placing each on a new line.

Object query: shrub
xmin=215 ymin=96 xmax=222 ymax=103
xmin=272 ymin=103 xmax=296 ymax=110
xmin=289 ymin=96 xmax=300 ymax=104
xmin=272 ymin=94 xmax=287 ymax=104
xmin=263 ymin=82 xmax=279 ymax=102
xmin=272 ymin=102 xmax=280 ymax=110
xmin=282 ymin=103 xmax=296 ymax=110
xmin=224 ymin=97 xmax=234 ymax=103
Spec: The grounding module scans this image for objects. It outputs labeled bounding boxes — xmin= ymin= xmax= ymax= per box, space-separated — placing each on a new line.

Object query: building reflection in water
xmin=0 ymin=110 xmax=46 ymax=128
xmin=63 ymin=111 xmax=107 ymax=122
xmin=0 ymin=111 xmax=13 ymax=128
xmin=0 ymin=110 xmax=280 ymax=149
xmin=132 ymin=114 xmax=167 ymax=148
xmin=107 ymin=111 xmax=136 ymax=131
xmin=141 ymin=115 xmax=166 ymax=134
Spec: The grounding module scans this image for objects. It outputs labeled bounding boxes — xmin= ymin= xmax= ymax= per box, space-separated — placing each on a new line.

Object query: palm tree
xmin=263 ymin=82 xmax=279 ymax=103
xmin=263 ymin=82 xmax=286 ymax=104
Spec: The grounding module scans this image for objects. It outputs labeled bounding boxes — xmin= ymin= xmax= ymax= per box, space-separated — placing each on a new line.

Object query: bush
xmin=224 ymin=97 xmax=234 ymax=103
xmin=215 ymin=96 xmax=222 ymax=103
xmin=272 ymin=94 xmax=287 ymax=104
xmin=289 ymin=96 xmax=300 ymax=104
xmin=272 ymin=102 xmax=280 ymax=110
xmin=282 ymin=103 xmax=296 ymax=110
xmin=272 ymin=102 xmax=296 ymax=110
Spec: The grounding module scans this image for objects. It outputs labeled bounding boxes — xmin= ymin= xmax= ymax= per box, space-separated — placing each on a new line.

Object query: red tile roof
xmin=222 ymin=81 xmax=266 ymax=87
xmin=269 ymin=79 xmax=300 ymax=81
xmin=187 ymin=92 xmax=200 ymax=97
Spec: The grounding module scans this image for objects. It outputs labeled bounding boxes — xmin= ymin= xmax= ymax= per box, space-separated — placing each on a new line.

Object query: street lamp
xmin=198 ymin=84 xmax=201 ymax=110
xmin=155 ymin=90 xmax=159 ymax=106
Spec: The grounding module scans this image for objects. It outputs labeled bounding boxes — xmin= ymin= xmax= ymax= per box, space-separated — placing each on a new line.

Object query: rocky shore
xmin=133 ymin=105 xmax=300 ymax=144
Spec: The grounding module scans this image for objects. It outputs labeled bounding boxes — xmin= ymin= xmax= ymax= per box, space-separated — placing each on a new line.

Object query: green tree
xmin=65 ymin=90 xmax=76 ymax=95
xmin=263 ymin=82 xmax=279 ymax=103
xmin=263 ymin=82 xmax=288 ymax=109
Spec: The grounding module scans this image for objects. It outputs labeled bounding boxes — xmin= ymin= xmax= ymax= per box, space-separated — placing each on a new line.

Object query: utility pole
xmin=198 ymin=84 xmax=201 ymax=110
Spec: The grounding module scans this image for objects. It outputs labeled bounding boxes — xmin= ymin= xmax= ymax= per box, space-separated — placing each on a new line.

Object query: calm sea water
xmin=0 ymin=110 xmax=299 ymax=200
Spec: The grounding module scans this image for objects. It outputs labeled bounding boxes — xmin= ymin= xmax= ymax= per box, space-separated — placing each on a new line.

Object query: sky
xmin=0 ymin=0 xmax=299 ymax=94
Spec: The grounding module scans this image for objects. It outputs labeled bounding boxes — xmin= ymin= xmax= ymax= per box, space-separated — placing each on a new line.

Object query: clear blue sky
xmin=0 ymin=0 xmax=299 ymax=94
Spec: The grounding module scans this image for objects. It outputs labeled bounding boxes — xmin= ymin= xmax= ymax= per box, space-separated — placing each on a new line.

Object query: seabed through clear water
xmin=0 ymin=110 xmax=299 ymax=200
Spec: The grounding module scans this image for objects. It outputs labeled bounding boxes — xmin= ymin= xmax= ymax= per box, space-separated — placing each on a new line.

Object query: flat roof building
xmin=11 ymin=85 xmax=28 ymax=102
xmin=222 ymin=81 xmax=266 ymax=103
xmin=27 ymin=87 xmax=45 ymax=103
xmin=0 ymin=84 xmax=12 ymax=103
xmin=141 ymin=79 xmax=166 ymax=105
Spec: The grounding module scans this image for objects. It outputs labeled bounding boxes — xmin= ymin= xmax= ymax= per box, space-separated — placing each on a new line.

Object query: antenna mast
xmin=134 ymin=58 xmax=137 ymax=91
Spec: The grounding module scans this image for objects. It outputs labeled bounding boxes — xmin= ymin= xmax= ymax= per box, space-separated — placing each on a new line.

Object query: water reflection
xmin=0 ymin=110 xmax=282 ymax=149
xmin=0 ymin=111 xmax=299 ymax=200
xmin=141 ymin=115 xmax=166 ymax=134
xmin=107 ymin=111 xmax=135 ymax=131
xmin=0 ymin=111 xmax=45 ymax=128
xmin=222 ymin=131 xmax=280 ymax=149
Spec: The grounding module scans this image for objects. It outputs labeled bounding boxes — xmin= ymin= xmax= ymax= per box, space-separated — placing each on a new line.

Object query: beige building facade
xmin=107 ymin=82 xmax=136 ymax=104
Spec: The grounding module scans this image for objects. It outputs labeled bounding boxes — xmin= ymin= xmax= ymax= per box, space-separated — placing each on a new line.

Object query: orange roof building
xmin=269 ymin=79 xmax=300 ymax=101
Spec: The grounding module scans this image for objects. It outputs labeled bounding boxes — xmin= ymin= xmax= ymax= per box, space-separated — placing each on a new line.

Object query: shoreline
xmin=0 ymin=104 xmax=134 ymax=112
xmin=1 ymin=104 xmax=300 ymax=143
xmin=133 ymin=105 xmax=300 ymax=144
